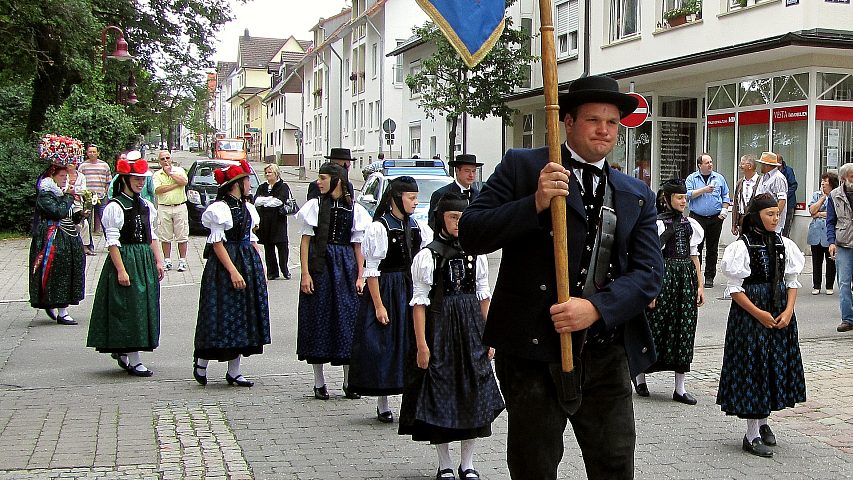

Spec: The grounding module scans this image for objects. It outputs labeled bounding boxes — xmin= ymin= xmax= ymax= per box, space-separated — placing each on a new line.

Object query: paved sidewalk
xmin=1 ymin=196 xmax=852 ymax=478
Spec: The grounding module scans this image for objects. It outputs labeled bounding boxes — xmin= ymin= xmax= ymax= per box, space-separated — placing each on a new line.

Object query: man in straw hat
xmin=459 ymin=75 xmax=663 ymax=479
xmin=754 ymin=152 xmax=789 ymax=234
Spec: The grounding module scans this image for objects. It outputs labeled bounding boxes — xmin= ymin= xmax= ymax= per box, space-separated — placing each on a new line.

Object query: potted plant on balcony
xmin=664 ymin=0 xmax=701 ymax=27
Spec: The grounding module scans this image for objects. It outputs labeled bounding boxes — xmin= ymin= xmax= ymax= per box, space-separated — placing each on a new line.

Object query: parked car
xmin=356 ymin=159 xmax=452 ymax=225
xmin=185 ymin=159 xmax=261 ymax=234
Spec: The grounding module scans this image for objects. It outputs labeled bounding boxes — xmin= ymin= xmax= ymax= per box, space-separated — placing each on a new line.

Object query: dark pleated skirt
xmin=194 ymin=241 xmax=271 ymax=361
xmin=645 ymin=258 xmax=698 ymax=373
xmin=398 ymin=293 xmax=504 ymax=444
xmin=716 ymin=282 xmax=806 ymax=419
xmin=347 ymin=271 xmax=411 ymax=396
xmin=297 ymin=243 xmax=359 ymax=365
xmin=29 ymin=222 xmax=85 ymax=309
xmin=87 ymin=243 xmax=159 ymax=353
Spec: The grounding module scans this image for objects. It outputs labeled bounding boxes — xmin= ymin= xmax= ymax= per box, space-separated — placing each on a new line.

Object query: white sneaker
xmin=812 ymin=289 xmax=820 ymax=295
xmin=163 ymin=260 xmax=172 ymax=271
xmin=177 ymin=259 xmax=188 ymax=272
xmin=827 ymin=289 xmax=834 ymax=295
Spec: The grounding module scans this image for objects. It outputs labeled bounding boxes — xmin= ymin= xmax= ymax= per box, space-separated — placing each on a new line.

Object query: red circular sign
xmin=620 ymin=93 xmax=649 ymax=128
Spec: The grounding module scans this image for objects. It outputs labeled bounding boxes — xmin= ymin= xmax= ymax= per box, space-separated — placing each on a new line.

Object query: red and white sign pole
xmin=621 ymin=92 xmax=650 ymax=128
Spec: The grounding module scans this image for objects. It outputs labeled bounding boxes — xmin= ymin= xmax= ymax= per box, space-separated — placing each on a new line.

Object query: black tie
xmin=462 ymin=189 xmax=471 ymax=201
xmin=568 ymin=158 xmax=603 ymax=201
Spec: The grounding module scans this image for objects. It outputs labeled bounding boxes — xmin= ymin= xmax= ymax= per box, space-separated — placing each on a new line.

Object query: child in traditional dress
xmin=348 ymin=176 xmax=432 ymax=422
xmin=30 ymin=163 xmax=86 ymax=325
xmin=718 ymin=193 xmax=806 ymax=458
xmin=634 ymin=178 xmax=705 ymax=404
xmin=399 ymin=192 xmax=504 ymax=480
xmin=87 ymin=158 xmax=163 ymax=377
xmin=296 ymin=162 xmax=371 ymax=400
xmin=192 ymin=159 xmax=270 ymax=387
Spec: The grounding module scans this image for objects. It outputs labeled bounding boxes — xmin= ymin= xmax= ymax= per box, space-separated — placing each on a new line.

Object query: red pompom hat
xmin=115 ymin=158 xmax=153 ymax=177
xmin=213 ymin=159 xmax=252 ymax=187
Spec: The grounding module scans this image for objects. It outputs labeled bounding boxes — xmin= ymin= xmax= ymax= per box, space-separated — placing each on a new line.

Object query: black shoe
xmin=458 ymin=466 xmax=480 ymax=479
xmin=226 ymin=373 xmax=254 ymax=387
xmin=742 ymin=435 xmax=773 ymax=458
xmin=44 ymin=309 xmax=57 ymax=321
xmin=283 ymin=271 xmax=292 ymax=280
xmin=111 ymin=353 xmax=130 ymax=371
xmin=193 ymin=360 xmax=207 ymax=386
xmin=56 ymin=315 xmax=77 ymax=326
xmin=376 ymin=408 xmax=393 ymax=423
xmin=634 ymin=382 xmax=650 ymax=397
xmin=838 ymin=322 xmax=853 ymax=333
xmin=436 ymin=468 xmax=456 ymax=480
xmin=672 ymin=391 xmax=697 ymax=405
xmin=342 ymin=385 xmax=361 ymax=399
xmin=704 ymin=279 xmax=714 ymax=288
xmin=267 ymin=273 xmax=279 ymax=280
xmin=127 ymin=363 xmax=154 ymax=377
xmin=759 ymin=424 xmax=776 ymax=446
xmin=313 ymin=384 xmax=329 ymax=400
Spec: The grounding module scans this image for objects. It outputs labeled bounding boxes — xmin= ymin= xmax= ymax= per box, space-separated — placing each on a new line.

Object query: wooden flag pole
xmin=538 ymin=0 xmax=573 ymax=373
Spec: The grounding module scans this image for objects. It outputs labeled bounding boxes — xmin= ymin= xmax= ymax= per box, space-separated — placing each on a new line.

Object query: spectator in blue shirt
xmin=778 ymin=155 xmax=798 ymax=237
xmin=686 ymin=153 xmax=731 ymax=288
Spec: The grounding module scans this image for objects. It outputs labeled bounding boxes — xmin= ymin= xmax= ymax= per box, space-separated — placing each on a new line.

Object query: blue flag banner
xmin=415 ymin=0 xmax=505 ymax=68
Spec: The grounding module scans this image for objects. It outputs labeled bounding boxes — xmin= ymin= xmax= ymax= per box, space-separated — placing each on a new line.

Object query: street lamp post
xmin=101 ymin=25 xmax=136 ymax=105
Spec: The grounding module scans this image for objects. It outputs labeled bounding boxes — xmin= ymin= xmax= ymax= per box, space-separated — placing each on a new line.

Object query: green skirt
xmin=87 ymin=243 xmax=160 ymax=353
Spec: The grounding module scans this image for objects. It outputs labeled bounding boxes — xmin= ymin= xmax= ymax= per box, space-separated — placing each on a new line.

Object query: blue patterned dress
xmin=717 ymin=232 xmax=806 ymax=418
xmin=295 ymin=198 xmax=371 ymax=365
xmin=399 ymin=237 xmax=504 ymax=444
xmin=194 ymin=196 xmax=270 ymax=361
xmin=348 ymin=213 xmax=432 ymax=396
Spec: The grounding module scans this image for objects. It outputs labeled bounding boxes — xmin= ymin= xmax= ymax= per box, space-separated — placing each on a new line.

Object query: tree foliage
xmin=405 ymin=3 xmax=537 ymax=159
xmin=0 ymin=138 xmax=43 ymax=232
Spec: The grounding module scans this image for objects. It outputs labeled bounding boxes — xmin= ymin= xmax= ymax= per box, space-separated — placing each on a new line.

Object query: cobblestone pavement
xmin=1 ymin=165 xmax=851 ymax=479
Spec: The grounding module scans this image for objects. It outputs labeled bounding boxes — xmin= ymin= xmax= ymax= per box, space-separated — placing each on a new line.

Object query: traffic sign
xmin=620 ymin=93 xmax=649 ymax=128
xmin=382 ymin=118 xmax=396 ymax=133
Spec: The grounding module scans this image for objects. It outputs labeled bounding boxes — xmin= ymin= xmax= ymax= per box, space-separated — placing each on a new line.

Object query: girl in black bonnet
xmin=635 ymin=178 xmax=705 ymax=405
xmin=717 ymin=193 xmax=806 ymax=458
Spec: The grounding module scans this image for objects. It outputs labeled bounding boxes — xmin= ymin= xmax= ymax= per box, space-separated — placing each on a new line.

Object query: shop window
xmin=707 ymin=84 xmax=736 ymax=110
xmin=659 ymin=121 xmax=694 ymax=182
xmin=708 ymin=116 xmax=736 ymax=187
xmin=772 ymin=106 xmax=808 ymax=205
xmin=773 ymin=73 xmax=808 ymax=103
xmin=818 ymin=73 xmax=853 ymax=101
xmin=660 ymin=96 xmax=696 ymax=118
xmin=817 ymin=106 xmax=853 ymax=173
xmin=737 ymin=110 xmax=770 ymax=161
xmin=738 ymin=78 xmax=772 ymax=107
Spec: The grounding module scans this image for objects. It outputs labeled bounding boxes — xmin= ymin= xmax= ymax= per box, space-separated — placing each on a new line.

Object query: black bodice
xmin=324 ymin=199 xmax=354 ymax=245
xmin=430 ymin=238 xmax=477 ymax=296
xmin=378 ymin=213 xmax=422 ymax=272
xmin=742 ymin=232 xmax=786 ymax=285
xmin=661 ymin=216 xmax=693 ymax=260
xmin=112 ymin=194 xmax=151 ymax=245
xmin=223 ymin=196 xmax=251 ymax=243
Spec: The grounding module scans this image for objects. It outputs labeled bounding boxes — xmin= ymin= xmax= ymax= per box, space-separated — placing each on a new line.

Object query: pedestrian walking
xmin=458 ymin=75 xmax=663 ymax=479
xmin=717 ymin=193 xmax=806 ymax=458
xmin=348 ymin=176 xmax=433 ymax=423
xmin=807 ymin=172 xmax=838 ymax=295
xmin=754 ymin=152 xmax=788 ymax=234
xmin=634 ymin=179 xmax=705 ymax=404
xmin=779 ymin=155 xmax=799 ymax=237
xmin=192 ymin=159 xmax=270 ymax=387
xmin=686 ymin=153 xmax=731 ymax=288
xmin=296 ymin=162 xmax=371 ymax=400
xmin=399 ymin=192 xmax=504 ymax=480
xmin=153 ymin=150 xmax=189 ymax=272
xmin=86 ymin=158 xmax=164 ymax=377
xmin=254 ymin=163 xmax=298 ymax=280
xmin=78 ymin=144 xmax=112 ymax=236
xmin=826 ymin=162 xmax=853 ymax=333
xmin=29 ymin=139 xmax=87 ymax=326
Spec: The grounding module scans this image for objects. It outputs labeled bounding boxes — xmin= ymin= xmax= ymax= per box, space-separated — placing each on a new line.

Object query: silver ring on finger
xmin=554 ymin=180 xmax=557 ymax=189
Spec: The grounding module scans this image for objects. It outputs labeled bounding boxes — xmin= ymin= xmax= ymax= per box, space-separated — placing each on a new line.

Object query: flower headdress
xmin=38 ymin=134 xmax=84 ymax=167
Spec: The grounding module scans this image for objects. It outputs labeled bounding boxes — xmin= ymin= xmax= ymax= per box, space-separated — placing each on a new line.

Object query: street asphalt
xmin=0 ymin=150 xmax=850 ymax=479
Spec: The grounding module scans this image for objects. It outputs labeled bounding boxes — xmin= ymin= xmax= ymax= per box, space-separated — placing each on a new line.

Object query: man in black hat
xmin=427 ymin=154 xmax=483 ymax=230
xmin=307 ymin=148 xmax=356 ymax=200
xmin=459 ymin=75 xmax=663 ymax=479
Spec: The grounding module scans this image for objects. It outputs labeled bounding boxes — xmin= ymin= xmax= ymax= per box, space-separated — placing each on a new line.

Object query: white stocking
xmin=746 ymin=419 xmax=760 ymax=442
xmin=227 ymin=356 xmax=242 ymax=378
xmin=313 ymin=364 xmax=326 ymax=388
xmin=460 ymin=439 xmax=476 ymax=471
xmin=377 ymin=395 xmax=390 ymax=413
xmin=435 ymin=443 xmax=453 ymax=471
xmin=674 ymin=372 xmax=686 ymax=395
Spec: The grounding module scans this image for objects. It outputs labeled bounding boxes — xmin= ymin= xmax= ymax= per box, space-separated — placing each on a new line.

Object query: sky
xmin=213 ymin=0 xmax=353 ymax=63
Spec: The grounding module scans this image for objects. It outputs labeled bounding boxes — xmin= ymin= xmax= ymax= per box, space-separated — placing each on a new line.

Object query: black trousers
xmin=262 ymin=242 xmax=289 ymax=278
xmin=810 ymin=244 xmax=836 ymax=290
xmin=689 ymin=212 xmax=724 ymax=281
xmin=494 ymin=342 xmax=635 ymax=480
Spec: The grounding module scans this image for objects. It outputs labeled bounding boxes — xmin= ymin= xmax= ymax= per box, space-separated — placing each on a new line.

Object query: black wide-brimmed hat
xmin=559 ymin=75 xmax=639 ymax=120
xmin=448 ymin=154 xmax=483 ymax=167
xmin=324 ymin=148 xmax=354 ymax=161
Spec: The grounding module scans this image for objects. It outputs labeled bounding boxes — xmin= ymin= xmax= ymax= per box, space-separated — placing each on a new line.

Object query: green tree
xmin=404 ymin=3 xmax=536 ymax=160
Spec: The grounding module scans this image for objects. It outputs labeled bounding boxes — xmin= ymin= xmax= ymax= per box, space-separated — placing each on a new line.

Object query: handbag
xmin=279 ymin=197 xmax=298 ymax=216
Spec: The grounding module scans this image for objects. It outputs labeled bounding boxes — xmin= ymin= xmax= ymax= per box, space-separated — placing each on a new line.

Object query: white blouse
xmin=721 ymin=236 xmax=804 ymax=297
xmin=409 ymin=247 xmax=492 ymax=306
xmin=201 ymin=200 xmax=260 ymax=244
xmin=102 ymin=197 xmax=159 ymax=247
xmin=656 ymin=217 xmax=704 ymax=257
xmin=362 ymin=218 xmax=433 ymax=278
xmin=295 ymin=198 xmax=372 ymax=243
